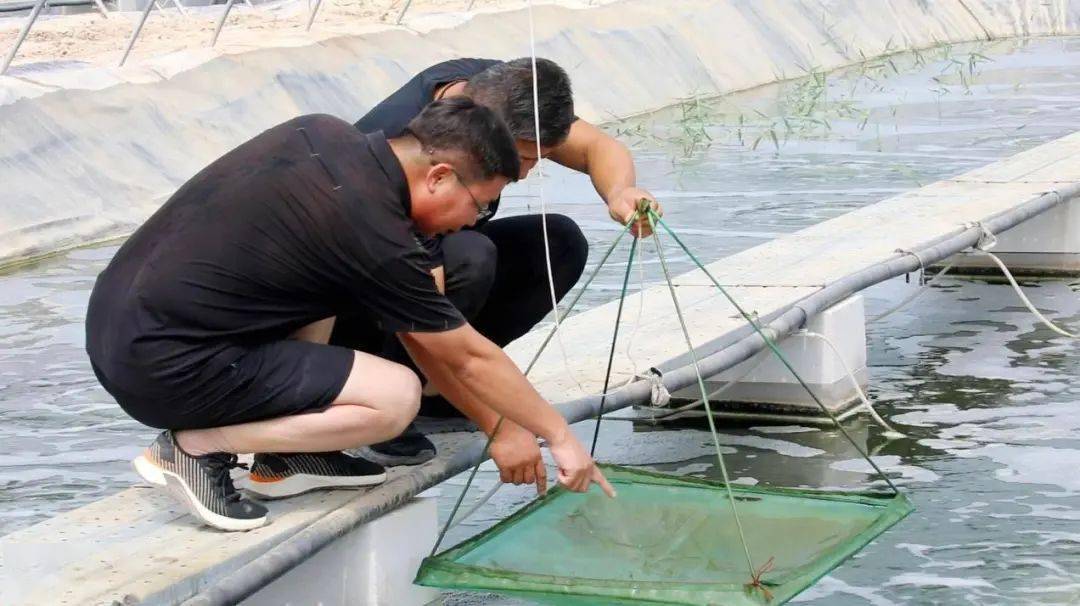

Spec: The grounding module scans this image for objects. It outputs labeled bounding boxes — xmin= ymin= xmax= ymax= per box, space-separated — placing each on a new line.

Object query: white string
xmin=623 ymin=236 xmax=649 ymax=376
xmin=526 ymin=1 xmax=559 ymax=329
xmin=798 ymin=330 xmax=906 ymax=437
xmin=524 ymin=0 xmax=589 ymax=396
xmin=442 ymin=3 xmax=648 ymax=533
xmin=524 ymin=0 xmax=653 ymax=398
xmin=965 ymin=223 xmax=1077 ymax=338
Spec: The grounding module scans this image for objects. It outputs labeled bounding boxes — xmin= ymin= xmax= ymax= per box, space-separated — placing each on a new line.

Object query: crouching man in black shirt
xmin=343 ymin=58 xmax=663 ymax=476
xmin=86 ymin=99 xmax=614 ymax=532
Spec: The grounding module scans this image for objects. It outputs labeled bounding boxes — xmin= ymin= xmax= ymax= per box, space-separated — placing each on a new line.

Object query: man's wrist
xmin=603 ymin=185 xmax=629 ymax=206
xmin=541 ymin=422 xmax=572 ymax=448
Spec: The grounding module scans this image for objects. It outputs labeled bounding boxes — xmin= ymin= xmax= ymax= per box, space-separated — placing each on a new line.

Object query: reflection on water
xmin=1 ymin=37 xmax=1079 ymax=605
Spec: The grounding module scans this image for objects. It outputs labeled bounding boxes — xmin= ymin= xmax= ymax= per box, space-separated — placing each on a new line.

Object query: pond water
xmin=1 ymin=36 xmax=1078 ymax=605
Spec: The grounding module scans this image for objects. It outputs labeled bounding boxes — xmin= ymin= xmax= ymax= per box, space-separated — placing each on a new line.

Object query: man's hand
xmin=489 ymin=422 xmax=548 ymax=496
xmin=546 ymin=428 xmax=616 ymax=497
xmin=607 ymin=187 xmax=662 ymax=238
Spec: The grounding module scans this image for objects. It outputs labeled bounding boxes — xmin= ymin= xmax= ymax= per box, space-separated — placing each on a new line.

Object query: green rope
xmin=650 ymin=209 xmax=901 ymax=496
xmin=645 ymin=208 xmax=761 ymax=583
xmin=523 ymin=216 xmax=638 ymax=375
xmin=431 ymin=214 xmax=640 ymax=556
xmin=589 ymin=235 xmax=639 ymax=456
xmin=432 ymin=203 xmax=903 ymax=573
xmin=430 ymin=417 xmax=502 ymax=557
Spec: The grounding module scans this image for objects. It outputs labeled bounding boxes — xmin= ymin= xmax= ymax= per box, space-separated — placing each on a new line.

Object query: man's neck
xmin=388 ymin=135 xmax=424 ymax=177
xmin=434 ymin=80 xmax=469 ymax=101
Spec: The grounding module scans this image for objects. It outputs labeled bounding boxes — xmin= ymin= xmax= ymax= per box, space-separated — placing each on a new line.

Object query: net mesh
xmin=417 ymin=465 xmax=913 ymax=605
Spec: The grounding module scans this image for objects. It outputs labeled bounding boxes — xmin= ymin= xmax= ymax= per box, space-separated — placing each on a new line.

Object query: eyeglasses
xmin=451 ymin=169 xmax=493 ymax=222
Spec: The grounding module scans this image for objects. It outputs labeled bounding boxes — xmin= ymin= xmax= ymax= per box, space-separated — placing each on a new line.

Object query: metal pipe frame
xmin=209 ymin=0 xmax=238 ymax=47
xmin=90 ymin=0 xmax=109 ymax=18
xmin=118 ymin=0 xmax=156 ymax=66
xmin=1 ymin=0 xmax=49 ymax=75
xmin=395 ymin=0 xmax=412 ymax=24
xmin=305 ymin=0 xmax=322 ymax=31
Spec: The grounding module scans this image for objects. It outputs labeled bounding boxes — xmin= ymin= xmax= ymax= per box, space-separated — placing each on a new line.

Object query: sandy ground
xmin=0 ymin=0 xmax=586 ymax=70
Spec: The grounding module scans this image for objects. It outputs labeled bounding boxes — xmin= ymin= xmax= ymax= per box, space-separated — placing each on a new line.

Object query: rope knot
xmin=974 ymin=223 xmax=998 ymax=252
xmin=744 ymin=555 xmax=776 ymax=602
xmin=635 ymin=367 xmax=671 ymax=408
xmin=961 ymin=221 xmax=998 ymax=252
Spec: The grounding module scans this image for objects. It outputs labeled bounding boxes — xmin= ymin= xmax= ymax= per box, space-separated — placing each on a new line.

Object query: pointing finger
xmin=535 ymin=460 xmax=548 ymax=497
xmin=592 ymin=466 xmax=617 ymax=498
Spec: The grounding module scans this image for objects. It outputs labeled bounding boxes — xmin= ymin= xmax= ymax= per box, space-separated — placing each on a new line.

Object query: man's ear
xmin=426 ymin=163 xmax=456 ymax=193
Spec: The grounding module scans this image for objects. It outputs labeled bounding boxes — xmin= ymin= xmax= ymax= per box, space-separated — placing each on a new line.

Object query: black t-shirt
xmin=355 ymin=58 xmax=502 ymax=263
xmin=86 ymin=114 xmax=463 ymax=388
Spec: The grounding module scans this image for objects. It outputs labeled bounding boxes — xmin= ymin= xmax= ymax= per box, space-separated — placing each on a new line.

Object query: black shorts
xmin=93 ymin=340 xmax=355 ymax=431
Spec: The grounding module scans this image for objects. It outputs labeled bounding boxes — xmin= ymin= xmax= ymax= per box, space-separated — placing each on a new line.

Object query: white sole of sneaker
xmin=237 ymin=471 xmax=388 ymax=500
xmin=133 ymin=455 xmax=268 ymax=532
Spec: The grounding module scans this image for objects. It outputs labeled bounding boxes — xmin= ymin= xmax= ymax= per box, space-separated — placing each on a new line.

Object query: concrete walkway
xmin=2 ymin=0 xmax=1078 ymax=265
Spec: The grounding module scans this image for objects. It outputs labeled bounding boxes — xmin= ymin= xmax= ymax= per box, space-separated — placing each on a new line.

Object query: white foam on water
xmin=749 ymin=425 xmax=819 ymax=434
xmin=1012 ymin=558 xmax=1072 ymax=577
xmin=1014 ymin=582 xmax=1080 ymax=596
xmin=894 ymin=543 xmax=933 ymax=560
xmin=920 ymin=559 xmax=986 ymax=570
xmin=893 ymin=401 xmax=1078 ymax=429
xmin=950 ymin=501 xmax=989 ymax=515
xmin=671 ymin=462 xmax=711 ymax=475
xmin=791 ymin=575 xmax=899 ymax=605
xmin=917 ymin=438 xmax=978 ymax=450
xmin=953 ymin=445 xmax=1080 ymax=495
xmin=884 ymin=572 xmax=995 ymax=589
xmin=1017 ymin=529 xmax=1080 ymax=547
xmin=712 ymin=432 xmax=826 ymax=458
xmin=829 ymin=456 xmax=940 ymax=483
xmin=1019 ymin=503 xmax=1080 ymax=522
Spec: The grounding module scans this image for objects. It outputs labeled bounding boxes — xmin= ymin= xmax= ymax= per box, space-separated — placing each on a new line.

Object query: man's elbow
xmin=402 ymin=325 xmax=495 ymax=375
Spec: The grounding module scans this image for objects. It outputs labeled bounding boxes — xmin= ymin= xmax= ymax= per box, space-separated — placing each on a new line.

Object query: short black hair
xmin=465 ymin=57 xmax=575 ymax=147
xmin=404 ymin=97 xmax=520 ymax=182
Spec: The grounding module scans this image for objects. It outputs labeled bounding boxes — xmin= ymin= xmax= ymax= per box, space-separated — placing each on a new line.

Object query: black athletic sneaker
xmin=418 ymin=393 xmax=464 ymax=418
xmin=237 ymin=451 xmax=387 ymax=500
xmin=132 ymin=431 xmax=268 ymax=532
xmin=361 ymin=423 xmax=437 ymax=466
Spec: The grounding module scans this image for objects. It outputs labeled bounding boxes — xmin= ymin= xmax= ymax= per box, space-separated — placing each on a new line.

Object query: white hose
xmin=975 ymin=249 xmax=1078 ymax=339
xmin=798 ymin=330 xmax=906 ymax=438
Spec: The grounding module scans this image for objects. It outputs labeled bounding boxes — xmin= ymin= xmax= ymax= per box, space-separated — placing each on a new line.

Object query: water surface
xmin=1 ymin=36 xmax=1079 ymax=605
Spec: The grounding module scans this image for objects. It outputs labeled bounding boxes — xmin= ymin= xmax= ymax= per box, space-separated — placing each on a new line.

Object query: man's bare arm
xmin=399 ymin=324 xmax=614 ymax=496
xmin=399 ymin=325 xmax=565 ymax=440
xmin=548 ymin=119 xmax=660 ymax=235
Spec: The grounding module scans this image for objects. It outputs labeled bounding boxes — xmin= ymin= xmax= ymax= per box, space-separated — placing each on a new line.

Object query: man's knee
xmin=556 ymin=214 xmax=588 ymax=265
xmin=443 ymin=230 xmax=497 ymax=316
xmin=335 ymin=354 xmax=421 ymax=436
xmin=382 ymin=365 xmax=421 ymax=435
xmin=546 ymin=214 xmax=588 ymax=290
xmin=446 ymin=230 xmax=497 ymax=285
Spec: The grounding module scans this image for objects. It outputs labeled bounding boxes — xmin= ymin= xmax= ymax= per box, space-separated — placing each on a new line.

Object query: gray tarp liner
xmin=2 ymin=0 xmax=1080 ymax=266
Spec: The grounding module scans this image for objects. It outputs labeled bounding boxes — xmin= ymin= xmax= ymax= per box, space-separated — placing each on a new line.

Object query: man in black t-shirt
xmin=341 ymin=58 xmax=663 ymax=479
xmin=86 ymin=99 xmax=614 ymax=532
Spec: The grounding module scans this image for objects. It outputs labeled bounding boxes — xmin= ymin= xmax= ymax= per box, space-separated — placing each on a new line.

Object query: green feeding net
xmin=417 ymin=465 xmax=913 ymax=605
